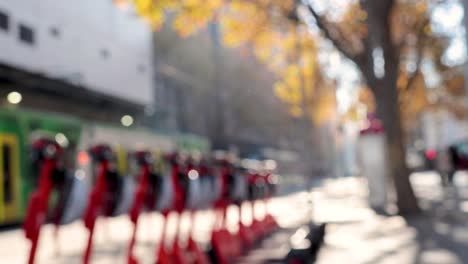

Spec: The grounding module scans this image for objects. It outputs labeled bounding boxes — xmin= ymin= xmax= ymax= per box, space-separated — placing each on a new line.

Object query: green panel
xmin=0 ymin=112 xmax=24 ymax=223
xmin=0 ymin=107 xmax=83 ymax=223
xmin=176 ymin=134 xmax=210 ymax=153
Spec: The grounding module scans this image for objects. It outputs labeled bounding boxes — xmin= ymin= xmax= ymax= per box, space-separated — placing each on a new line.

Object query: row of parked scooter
xmin=23 ymin=137 xmax=280 ymax=264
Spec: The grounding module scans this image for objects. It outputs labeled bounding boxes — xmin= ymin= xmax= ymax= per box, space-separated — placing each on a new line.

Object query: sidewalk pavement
xmin=0 ymin=188 xmax=312 ymax=264
xmin=314 ymin=171 xmax=468 ymax=264
xmin=3 ymin=172 xmax=468 ymax=264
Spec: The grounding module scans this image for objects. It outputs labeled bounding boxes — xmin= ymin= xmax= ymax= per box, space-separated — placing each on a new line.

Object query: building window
xmin=19 ymin=24 xmax=35 ymax=44
xmin=0 ymin=10 xmax=9 ymax=31
xmin=2 ymin=144 xmax=12 ymax=203
xmin=100 ymin=49 xmax=110 ymax=59
xmin=50 ymin=26 xmax=60 ymax=38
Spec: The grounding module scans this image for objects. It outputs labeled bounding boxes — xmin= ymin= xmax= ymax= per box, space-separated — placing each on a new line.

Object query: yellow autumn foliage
xmin=358 ymin=87 xmax=376 ymax=113
xmin=391 ymin=1 xmax=429 ymax=45
xmin=309 ymin=84 xmax=337 ymax=124
xmin=121 ymin=0 xmax=458 ymax=129
xmin=445 ymin=73 xmax=465 ymax=97
xmin=118 ymin=0 xmax=333 ymax=125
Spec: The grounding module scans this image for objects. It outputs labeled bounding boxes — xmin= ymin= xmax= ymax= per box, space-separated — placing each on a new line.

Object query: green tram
xmin=0 ymin=107 xmax=210 ymax=225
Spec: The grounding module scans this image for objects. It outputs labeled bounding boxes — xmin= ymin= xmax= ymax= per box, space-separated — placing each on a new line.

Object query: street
xmin=0 ymin=182 xmax=311 ymax=264
xmin=316 ymin=171 xmax=468 ymax=264
xmin=2 ymin=171 xmax=468 ymax=263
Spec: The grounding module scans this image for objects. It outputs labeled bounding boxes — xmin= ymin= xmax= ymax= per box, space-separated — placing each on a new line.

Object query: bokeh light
xmin=7 ymin=91 xmax=22 ymax=104
xmin=121 ymin=115 xmax=134 ymax=127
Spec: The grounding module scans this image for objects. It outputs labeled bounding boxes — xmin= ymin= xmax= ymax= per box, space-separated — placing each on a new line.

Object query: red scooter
xmin=210 ymin=155 xmax=242 ymax=264
xmin=24 ymin=138 xmax=65 ymax=264
xmin=82 ymin=145 xmax=126 ymax=264
xmin=183 ymin=156 xmax=211 ymax=264
xmin=262 ymin=166 xmax=279 ymax=234
xmin=128 ymin=150 xmax=161 ymax=264
xmin=155 ymin=152 xmax=190 ymax=264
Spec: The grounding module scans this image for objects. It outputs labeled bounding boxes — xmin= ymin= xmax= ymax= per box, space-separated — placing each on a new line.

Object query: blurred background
xmin=0 ymin=0 xmax=467 ymax=263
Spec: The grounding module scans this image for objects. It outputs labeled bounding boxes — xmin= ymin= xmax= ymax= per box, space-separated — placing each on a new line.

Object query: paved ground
xmin=3 ymin=171 xmax=468 ymax=263
xmin=315 ymin=171 xmax=468 ymax=264
xmin=0 ymin=176 xmax=311 ymax=264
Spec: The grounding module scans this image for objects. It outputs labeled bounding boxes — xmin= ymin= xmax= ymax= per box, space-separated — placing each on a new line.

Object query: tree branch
xmin=404 ymin=18 xmax=430 ymax=91
xmin=305 ymin=4 xmax=366 ymax=65
xmin=404 ymin=58 xmax=422 ymax=92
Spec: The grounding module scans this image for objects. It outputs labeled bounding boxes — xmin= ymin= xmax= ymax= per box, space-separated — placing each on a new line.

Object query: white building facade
xmin=0 ymin=0 xmax=154 ymax=106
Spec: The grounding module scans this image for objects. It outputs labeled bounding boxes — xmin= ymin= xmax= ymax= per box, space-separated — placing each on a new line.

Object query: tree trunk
xmin=373 ymin=77 xmax=420 ymax=214
xmin=304 ymin=0 xmax=420 ymax=214
xmin=360 ymin=0 xmax=420 ymax=215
